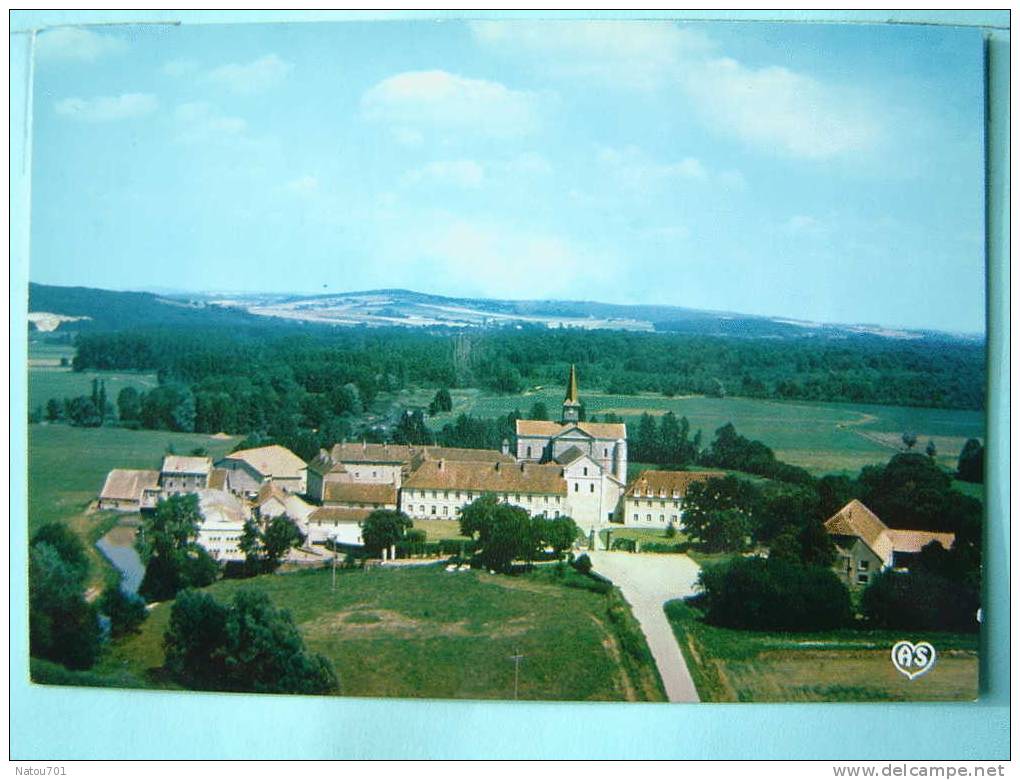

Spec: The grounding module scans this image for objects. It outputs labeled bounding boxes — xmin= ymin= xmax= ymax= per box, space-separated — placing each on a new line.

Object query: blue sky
xmin=29 ymin=19 xmax=985 ymax=333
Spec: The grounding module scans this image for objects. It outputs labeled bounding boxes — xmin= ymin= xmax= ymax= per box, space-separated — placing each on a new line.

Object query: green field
xmin=665 ymin=601 xmax=978 ymax=702
xmin=28 ymin=367 xmax=159 ymax=412
xmin=419 ymin=387 xmax=984 ymax=476
xmin=27 ymin=424 xmax=241 ymax=589
xmin=41 ymin=565 xmax=666 ymax=702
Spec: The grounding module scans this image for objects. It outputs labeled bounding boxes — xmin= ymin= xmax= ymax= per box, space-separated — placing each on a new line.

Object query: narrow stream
xmin=95 ymin=523 xmax=145 ymax=595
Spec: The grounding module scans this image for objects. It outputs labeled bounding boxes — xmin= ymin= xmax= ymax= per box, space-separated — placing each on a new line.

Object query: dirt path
xmin=589 ymin=551 xmax=701 ymax=703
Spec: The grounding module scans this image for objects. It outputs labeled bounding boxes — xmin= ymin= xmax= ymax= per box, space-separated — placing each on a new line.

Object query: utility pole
xmin=509 ymin=648 xmax=524 ymax=700
xmin=330 ymin=534 xmax=337 ymax=592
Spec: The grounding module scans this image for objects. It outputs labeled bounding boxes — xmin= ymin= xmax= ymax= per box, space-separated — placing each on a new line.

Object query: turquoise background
xmin=9 ymin=10 xmax=1010 ymax=759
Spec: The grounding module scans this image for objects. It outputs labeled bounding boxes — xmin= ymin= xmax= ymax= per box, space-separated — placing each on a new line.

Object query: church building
xmin=515 ymin=365 xmax=627 ymax=534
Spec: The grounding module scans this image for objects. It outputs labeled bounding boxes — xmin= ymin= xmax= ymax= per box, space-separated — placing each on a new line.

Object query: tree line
xmin=71 ymin=325 xmax=985 ymax=415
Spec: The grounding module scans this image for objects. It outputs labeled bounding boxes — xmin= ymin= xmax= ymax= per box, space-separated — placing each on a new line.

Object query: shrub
xmin=640 ymin=541 xmax=687 ymax=554
xmin=98 ymin=585 xmax=148 ymax=637
xmin=698 ymin=556 xmax=852 ymax=632
xmin=573 ymin=553 xmax=592 ymax=575
xmin=403 ymin=529 xmax=427 ymax=544
xmin=861 ymin=569 xmax=979 ymax=632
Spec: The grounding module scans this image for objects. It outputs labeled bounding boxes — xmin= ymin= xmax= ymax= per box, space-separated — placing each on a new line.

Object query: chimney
xmin=362 ymin=440 xmax=367 ymax=451
xmin=501 ymin=438 xmax=510 ymax=456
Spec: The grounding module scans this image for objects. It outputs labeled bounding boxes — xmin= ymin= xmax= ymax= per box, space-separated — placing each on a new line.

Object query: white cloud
xmin=783 ymin=214 xmax=827 ymax=236
xmin=419 ymin=220 xmax=607 ymax=299
xmin=504 ymin=152 xmax=552 ymax=176
xmin=473 ymin=21 xmax=882 ymax=161
xmin=286 ymin=175 xmax=320 ymax=196
xmin=391 ymin=127 xmax=424 ymax=147
xmin=470 ymin=20 xmax=711 ymax=90
xmin=54 ymin=93 xmax=157 ymax=122
xmin=682 ymin=57 xmax=880 ymax=160
xmin=404 ymin=160 xmax=485 ymax=189
xmin=162 ymin=58 xmax=199 ymax=77
xmin=174 ymin=101 xmax=247 ymax=142
xmin=361 ymin=70 xmax=541 ymax=137
xmin=206 ymin=54 xmax=292 ymax=95
xmin=597 ymin=146 xmax=722 ymax=191
xmin=36 ymin=27 xmax=126 ymax=63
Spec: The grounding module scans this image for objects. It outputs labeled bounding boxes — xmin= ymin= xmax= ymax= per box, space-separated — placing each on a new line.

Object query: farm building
xmin=824 ymin=499 xmax=955 ymax=588
xmin=160 ymin=455 xmax=212 ymax=495
xmin=215 ymin=444 xmax=308 ymax=496
xmin=97 ymin=468 xmax=160 ymax=512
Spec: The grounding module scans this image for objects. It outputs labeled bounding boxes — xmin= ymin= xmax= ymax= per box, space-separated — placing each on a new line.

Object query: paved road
xmin=589 ymin=550 xmax=702 ymax=703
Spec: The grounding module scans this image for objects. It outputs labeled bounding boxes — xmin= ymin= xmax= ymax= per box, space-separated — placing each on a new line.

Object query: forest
xmin=68 ymin=323 xmax=984 ymax=429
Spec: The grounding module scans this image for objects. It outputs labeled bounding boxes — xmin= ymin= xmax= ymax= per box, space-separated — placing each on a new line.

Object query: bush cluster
xmin=697 ymin=556 xmax=852 ymax=632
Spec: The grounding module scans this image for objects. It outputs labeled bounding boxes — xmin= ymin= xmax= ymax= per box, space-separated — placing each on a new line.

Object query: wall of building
xmin=306 ymin=520 xmax=363 ymax=546
xmin=196 ymin=521 xmax=245 ymax=561
xmin=339 ymin=462 xmax=403 ymax=487
xmin=399 ymin=488 xmax=566 ymax=521
xmin=623 ymin=495 xmax=684 ymax=529
xmin=161 ymin=473 xmax=209 ymax=494
xmin=833 ymin=538 xmax=885 ymax=588
xmin=219 ymin=461 xmax=263 ymax=495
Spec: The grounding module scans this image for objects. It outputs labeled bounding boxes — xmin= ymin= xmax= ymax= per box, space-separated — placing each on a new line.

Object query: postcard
xmin=25 ymin=17 xmax=984 ymax=704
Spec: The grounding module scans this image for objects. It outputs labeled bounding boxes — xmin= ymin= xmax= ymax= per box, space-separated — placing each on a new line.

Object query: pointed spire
xmin=564 ymin=364 xmax=580 ymax=404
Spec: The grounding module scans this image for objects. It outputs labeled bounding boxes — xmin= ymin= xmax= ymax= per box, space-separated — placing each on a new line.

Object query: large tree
xmin=29 ymin=540 xmax=101 ymax=670
xmin=137 ymin=494 xmax=219 ymax=601
xmin=957 ymin=438 xmax=984 ymax=484
xmin=164 ymin=588 xmax=339 ymax=694
xmin=683 ymin=476 xmax=761 ymax=553
xmin=361 ymin=510 xmax=412 ymax=556
xmin=459 ymin=495 xmax=543 ymax=572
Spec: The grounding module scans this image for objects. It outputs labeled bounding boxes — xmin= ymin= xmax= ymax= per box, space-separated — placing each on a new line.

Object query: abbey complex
xmin=99 ymin=366 xmax=725 ymax=554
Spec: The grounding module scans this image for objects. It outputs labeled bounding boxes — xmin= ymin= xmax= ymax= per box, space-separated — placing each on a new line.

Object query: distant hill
xmin=28 ymin=283 xmax=982 ymax=344
xmin=193 ymin=287 xmax=981 ymax=343
xmin=27 ymin=283 xmax=265 ymax=333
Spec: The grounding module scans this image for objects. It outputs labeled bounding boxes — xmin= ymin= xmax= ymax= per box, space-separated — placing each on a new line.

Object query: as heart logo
xmin=891 ymin=641 xmax=937 ymax=680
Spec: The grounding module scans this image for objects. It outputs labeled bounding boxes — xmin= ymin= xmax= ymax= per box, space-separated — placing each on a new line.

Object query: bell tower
xmin=562 ymin=364 xmax=581 ymax=424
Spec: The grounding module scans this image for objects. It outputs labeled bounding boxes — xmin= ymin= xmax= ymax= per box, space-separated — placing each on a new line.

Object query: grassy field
xmin=665 ymin=601 xmax=978 ymax=702
xmin=417 ymin=388 xmax=983 ymax=477
xmin=28 ymin=367 xmax=159 ymax=412
xmin=26 ymin=424 xmax=241 ymax=588
xmin=412 ymin=519 xmax=469 ymax=541
xmin=52 ymin=565 xmax=666 ymax=702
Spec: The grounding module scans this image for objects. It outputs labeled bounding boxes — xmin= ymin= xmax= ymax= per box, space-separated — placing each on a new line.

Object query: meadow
xmin=41 ymin=565 xmax=666 ymax=702
xmin=28 ymin=367 xmax=159 ymax=413
xmin=665 ymin=601 xmax=978 ymax=702
xmin=418 ymin=387 xmax=984 ymax=476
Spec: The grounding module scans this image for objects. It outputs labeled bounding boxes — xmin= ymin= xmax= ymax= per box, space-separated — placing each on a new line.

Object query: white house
xmin=194 ymin=488 xmax=249 ymax=562
xmin=400 ymin=459 xmax=568 ymax=522
xmin=305 ymin=506 xmax=370 ymax=546
xmin=621 ymin=469 xmax=726 ymax=528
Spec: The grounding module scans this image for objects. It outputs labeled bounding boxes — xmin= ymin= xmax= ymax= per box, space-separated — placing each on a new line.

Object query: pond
xmin=95 ymin=523 xmax=144 ymax=595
